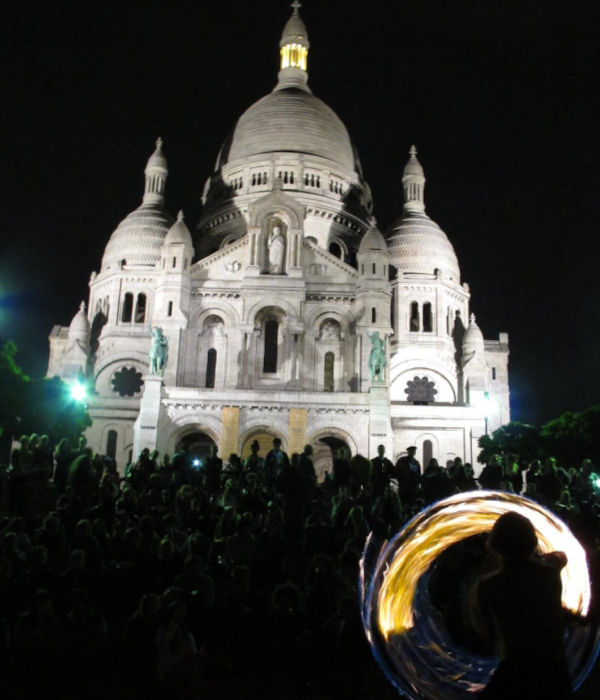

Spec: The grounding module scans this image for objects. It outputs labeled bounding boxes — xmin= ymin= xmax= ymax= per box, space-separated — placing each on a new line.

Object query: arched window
xmin=167 ymin=301 xmax=173 ymax=317
xmin=372 ymin=262 xmax=376 ymax=274
xmin=121 ymin=292 xmax=133 ymax=322
xmin=423 ymin=439 xmax=433 ymax=468
xmin=410 ymin=302 xmax=420 ymax=331
xmin=324 ymin=352 xmax=334 ymax=392
xmin=106 ymin=430 xmax=118 ymax=460
xmin=172 ymin=256 xmax=177 ymax=268
xmin=390 ymin=288 xmax=396 ymax=330
xmin=371 ymin=307 xmax=377 ymax=323
xmin=329 ymin=242 xmax=342 ymax=258
xmin=135 ymin=294 xmax=146 ymax=323
xmin=205 ymin=348 xmax=217 ymax=388
xmin=263 ymin=320 xmax=278 ymax=373
xmin=423 ymin=302 xmax=432 ymax=332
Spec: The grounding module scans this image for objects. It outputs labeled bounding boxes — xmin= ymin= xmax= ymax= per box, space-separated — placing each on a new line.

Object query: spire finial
xmin=409 ymin=144 xmax=417 ymax=158
xmin=177 ymin=210 xmax=184 ymax=222
xmin=291 ymin=0 xmax=301 ymax=12
xmin=470 ymin=313 xmax=476 ymax=324
xmin=155 ymin=136 xmax=163 ymax=150
xmin=79 ymin=301 xmax=86 ymax=312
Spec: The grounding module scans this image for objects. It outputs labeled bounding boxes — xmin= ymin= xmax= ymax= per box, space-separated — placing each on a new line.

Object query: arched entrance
xmin=311 ymin=435 xmax=351 ymax=482
xmin=176 ymin=431 xmax=216 ymax=460
xmin=240 ymin=432 xmax=285 ymax=460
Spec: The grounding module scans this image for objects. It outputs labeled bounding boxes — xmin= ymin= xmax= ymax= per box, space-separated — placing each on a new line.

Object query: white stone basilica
xmin=48 ymin=5 xmax=509 ymax=476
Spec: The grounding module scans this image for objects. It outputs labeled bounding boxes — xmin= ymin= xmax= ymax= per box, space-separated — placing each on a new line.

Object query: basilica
xmin=47 ymin=4 xmax=509 ymax=476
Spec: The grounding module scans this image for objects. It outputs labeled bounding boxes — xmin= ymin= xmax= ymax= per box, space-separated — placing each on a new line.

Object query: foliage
xmin=540 ymin=405 xmax=600 ymax=467
xmin=0 ymin=340 xmax=29 ymax=440
xmin=21 ymin=375 xmax=92 ymax=445
xmin=477 ymin=422 xmax=543 ymax=464
xmin=478 ymin=406 xmax=600 ymax=467
xmin=0 ymin=340 xmax=91 ymax=453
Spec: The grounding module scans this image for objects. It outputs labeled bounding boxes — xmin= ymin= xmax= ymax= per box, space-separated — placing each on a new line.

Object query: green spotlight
xmin=70 ymin=381 xmax=87 ymax=402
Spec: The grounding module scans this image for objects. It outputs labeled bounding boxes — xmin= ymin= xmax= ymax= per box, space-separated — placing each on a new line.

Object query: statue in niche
xmin=148 ymin=325 xmax=168 ymax=376
xmin=267 ymin=224 xmax=285 ymax=274
xmin=320 ymin=319 xmax=341 ymax=341
xmin=367 ymin=331 xmax=386 ymax=382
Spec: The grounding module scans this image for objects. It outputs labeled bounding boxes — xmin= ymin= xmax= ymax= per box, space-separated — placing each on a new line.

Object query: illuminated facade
xmin=47 ymin=4 xmax=509 ymax=474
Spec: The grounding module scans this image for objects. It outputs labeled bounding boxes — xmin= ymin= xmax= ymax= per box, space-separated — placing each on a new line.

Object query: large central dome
xmin=223 ymin=88 xmax=355 ymax=172
xmin=198 ymin=4 xmax=372 ymax=256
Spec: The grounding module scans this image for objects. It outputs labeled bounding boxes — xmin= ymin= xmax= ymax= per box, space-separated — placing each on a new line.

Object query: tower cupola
xmin=143 ymin=137 xmax=168 ymax=207
xmin=68 ymin=301 xmax=90 ymax=349
xmin=462 ymin=313 xmax=485 ymax=362
xmin=276 ymin=2 xmax=310 ymax=91
xmin=402 ymin=145 xmax=425 ymax=214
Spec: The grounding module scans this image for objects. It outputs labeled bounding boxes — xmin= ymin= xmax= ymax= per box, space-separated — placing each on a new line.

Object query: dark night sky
xmin=3 ymin=0 xmax=600 ymax=425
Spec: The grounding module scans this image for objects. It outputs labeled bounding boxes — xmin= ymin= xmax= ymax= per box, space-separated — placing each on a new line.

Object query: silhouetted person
xmin=243 ymin=439 xmax=263 ymax=473
xmin=370 ymin=444 xmax=393 ymax=496
xmin=332 ymin=447 xmax=352 ymax=491
xmin=476 ymin=511 xmax=572 ymax=699
xmin=264 ymin=438 xmax=290 ymax=491
xmin=395 ymin=447 xmax=421 ymax=502
xmin=204 ymin=444 xmax=222 ymax=491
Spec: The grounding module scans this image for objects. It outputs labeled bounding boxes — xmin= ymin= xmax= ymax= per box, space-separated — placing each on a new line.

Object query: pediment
xmin=302 ymin=239 xmax=358 ymax=282
xmin=192 ymin=236 xmax=250 ymax=281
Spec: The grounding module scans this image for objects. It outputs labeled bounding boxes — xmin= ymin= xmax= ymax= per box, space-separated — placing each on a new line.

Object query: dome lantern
xmin=143 ymin=137 xmax=168 ymax=207
xmin=276 ymin=2 xmax=310 ymax=91
xmin=402 ymin=145 xmax=426 ymax=214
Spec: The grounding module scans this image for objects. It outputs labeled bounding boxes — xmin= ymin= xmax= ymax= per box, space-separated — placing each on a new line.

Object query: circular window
xmin=111 ymin=367 xmax=144 ymax=397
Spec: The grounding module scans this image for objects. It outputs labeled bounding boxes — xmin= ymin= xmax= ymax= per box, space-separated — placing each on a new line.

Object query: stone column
xmin=221 ymin=406 xmax=240 ymax=458
xmin=368 ymin=382 xmax=393 ymax=459
xmin=133 ymin=375 xmax=164 ymax=458
xmin=288 ymin=408 xmax=307 ymax=455
xmin=245 ymin=329 xmax=260 ymax=388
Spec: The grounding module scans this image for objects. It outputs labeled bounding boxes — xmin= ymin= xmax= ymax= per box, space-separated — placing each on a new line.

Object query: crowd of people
xmin=0 ymin=433 xmax=599 ymax=699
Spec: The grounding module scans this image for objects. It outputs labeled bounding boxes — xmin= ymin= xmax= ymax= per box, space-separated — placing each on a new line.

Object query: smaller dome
xmin=359 ymin=225 xmax=387 ymax=255
xmin=68 ymin=302 xmax=90 ymax=344
xmin=387 ymin=212 xmax=460 ymax=281
xmin=280 ymin=2 xmax=309 ymax=48
xmin=462 ymin=313 xmax=485 ymax=357
xmin=164 ymin=210 xmax=193 ymax=247
xmin=101 ymin=205 xmax=174 ymax=271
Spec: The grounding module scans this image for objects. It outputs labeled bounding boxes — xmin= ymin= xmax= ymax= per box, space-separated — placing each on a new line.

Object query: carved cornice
xmin=191 ymin=290 xmax=241 ymax=298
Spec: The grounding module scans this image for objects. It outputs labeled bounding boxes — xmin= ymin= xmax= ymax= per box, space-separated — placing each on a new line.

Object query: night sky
xmin=4 ymin=0 xmax=600 ymax=426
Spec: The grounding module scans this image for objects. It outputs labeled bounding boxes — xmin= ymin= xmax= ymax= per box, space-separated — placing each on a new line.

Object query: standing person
xmin=395 ymin=446 xmax=421 ymax=477
xmin=264 ymin=438 xmax=290 ymax=492
xmin=370 ymin=444 xmax=393 ymax=496
xmin=204 ymin=444 xmax=222 ymax=493
xmin=394 ymin=446 xmax=421 ymax=503
xmin=332 ymin=446 xmax=352 ymax=492
xmin=475 ymin=512 xmax=572 ymax=698
xmin=298 ymin=444 xmax=317 ymax=490
xmin=243 ymin=440 xmax=263 ymax=474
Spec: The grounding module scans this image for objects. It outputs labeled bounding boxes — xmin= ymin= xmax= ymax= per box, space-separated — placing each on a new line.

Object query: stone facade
xmin=47 ymin=6 xmax=509 ymax=476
